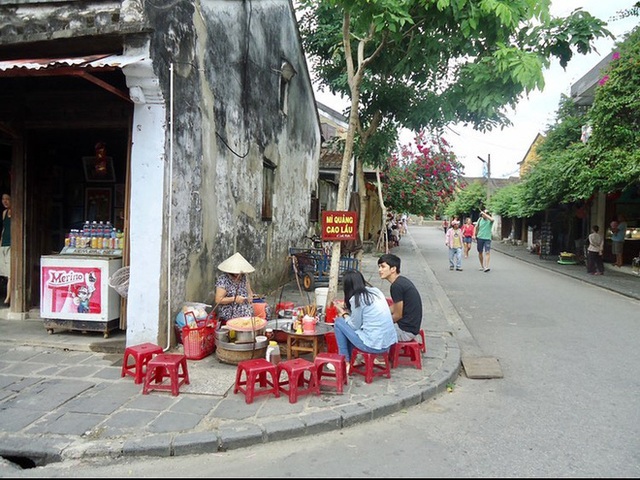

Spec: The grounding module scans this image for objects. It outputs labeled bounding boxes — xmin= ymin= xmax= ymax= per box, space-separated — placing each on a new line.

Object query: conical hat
xmin=217 ymin=252 xmax=255 ymax=274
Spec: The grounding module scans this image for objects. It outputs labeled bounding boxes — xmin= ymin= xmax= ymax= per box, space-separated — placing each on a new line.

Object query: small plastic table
xmin=285 ymin=322 xmax=333 ymax=360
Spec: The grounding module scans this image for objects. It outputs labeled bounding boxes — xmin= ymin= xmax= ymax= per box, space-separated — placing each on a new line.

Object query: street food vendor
xmin=214 ymin=252 xmax=255 ymax=325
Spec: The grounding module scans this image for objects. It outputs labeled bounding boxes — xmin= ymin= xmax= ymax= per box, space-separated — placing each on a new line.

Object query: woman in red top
xmin=461 ymin=217 xmax=475 ymax=259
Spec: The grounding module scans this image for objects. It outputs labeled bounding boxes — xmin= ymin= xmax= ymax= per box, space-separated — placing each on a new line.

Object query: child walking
xmin=445 ymin=220 xmax=463 ymax=271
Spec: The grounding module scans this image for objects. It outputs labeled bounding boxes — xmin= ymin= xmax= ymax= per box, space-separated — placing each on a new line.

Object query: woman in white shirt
xmin=586 ymin=225 xmax=604 ymax=275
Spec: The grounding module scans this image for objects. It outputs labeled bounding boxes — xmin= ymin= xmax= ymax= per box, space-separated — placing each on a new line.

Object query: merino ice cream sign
xmin=321 ymin=211 xmax=358 ymax=241
xmin=41 ymin=266 xmax=102 ymax=315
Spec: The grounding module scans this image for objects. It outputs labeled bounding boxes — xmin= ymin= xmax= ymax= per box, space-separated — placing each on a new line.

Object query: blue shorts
xmin=477 ymin=238 xmax=491 ymax=253
xmin=463 ymin=237 xmax=472 ymax=244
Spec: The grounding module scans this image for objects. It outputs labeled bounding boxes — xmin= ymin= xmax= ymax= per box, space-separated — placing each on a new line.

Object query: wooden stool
xmin=314 ymin=352 xmax=347 ymax=394
xmin=277 ymin=358 xmax=320 ymax=403
xmin=233 ymin=358 xmax=280 ymax=404
xmin=142 ymin=353 xmax=190 ymax=396
xmin=349 ymin=347 xmax=391 ymax=384
xmin=121 ymin=342 xmax=163 ymax=384
xmin=390 ymin=340 xmax=422 ymax=369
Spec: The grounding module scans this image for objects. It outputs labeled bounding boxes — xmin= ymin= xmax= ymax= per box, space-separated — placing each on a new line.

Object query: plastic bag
xmin=175 ymin=302 xmax=210 ymax=329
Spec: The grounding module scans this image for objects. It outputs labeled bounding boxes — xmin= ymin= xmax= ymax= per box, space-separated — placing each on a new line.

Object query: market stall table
xmin=285 ymin=322 xmax=333 ymax=360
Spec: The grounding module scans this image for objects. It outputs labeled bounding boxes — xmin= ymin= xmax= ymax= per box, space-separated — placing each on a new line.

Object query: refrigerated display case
xmin=40 ymin=254 xmax=122 ymax=338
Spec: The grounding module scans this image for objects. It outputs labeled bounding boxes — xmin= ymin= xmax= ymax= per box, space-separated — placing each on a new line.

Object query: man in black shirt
xmin=377 ymin=253 xmax=423 ymax=342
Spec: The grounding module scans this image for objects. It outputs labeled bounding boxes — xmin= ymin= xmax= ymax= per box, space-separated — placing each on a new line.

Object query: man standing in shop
xmin=1 ymin=193 xmax=11 ymax=305
xmin=474 ymin=209 xmax=494 ymax=272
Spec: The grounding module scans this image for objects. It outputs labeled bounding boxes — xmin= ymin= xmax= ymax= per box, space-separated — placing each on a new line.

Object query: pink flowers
xmin=598 ymin=75 xmax=609 ymax=86
xmin=612 ymin=51 xmax=620 ymax=61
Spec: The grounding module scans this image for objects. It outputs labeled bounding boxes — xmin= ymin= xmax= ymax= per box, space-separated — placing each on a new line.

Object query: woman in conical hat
xmin=214 ymin=252 xmax=255 ymax=324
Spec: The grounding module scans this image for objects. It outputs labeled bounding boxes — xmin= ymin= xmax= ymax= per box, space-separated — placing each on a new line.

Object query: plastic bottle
xmin=110 ymin=228 xmax=117 ymax=249
xmin=91 ymin=221 xmax=98 ymax=248
xmin=266 ymin=341 xmax=281 ymax=365
xmin=101 ymin=221 xmax=109 ymax=249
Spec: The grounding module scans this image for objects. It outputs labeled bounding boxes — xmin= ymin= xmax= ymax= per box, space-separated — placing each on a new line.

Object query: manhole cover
xmin=462 ymin=356 xmax=503 ymax=379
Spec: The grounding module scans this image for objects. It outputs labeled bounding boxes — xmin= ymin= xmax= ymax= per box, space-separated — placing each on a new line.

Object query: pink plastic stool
xmin=390 ymin=340 xmax=422 ymax=369
xmin=349 ymin=347 xmax=391 ymax=384
xmin=142 ymin=353 xmax=190 ymax=396
xmin=233 ymin=358 xmax=280 ymax=404
xmin=277 ymin=358 xmax=320 ymax=403
xmin=121 ymin=342 xmax=163 ymax=384
xmin=314 ymin=352 xmax=348 ymax=394
xmin=324 ymin=331 xmax=339 ymax=354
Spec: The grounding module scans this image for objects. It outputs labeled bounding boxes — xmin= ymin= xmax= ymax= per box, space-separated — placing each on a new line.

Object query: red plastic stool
xmin=324 ymin=331 xmax=338 ymax=354
xmin=349 ymin=347 xmax=391 ymax=384
xmin=276 ymin=301 xmax=295 ymax=313
xmin=233 ymin=358 xmax=280 ymax=404
xmin=121 ymin=342 xmax=164 ymax=384
xmin=142 ymin=353 xmax=190 ymax=396
xmin=419 ymin=329 xmax=426 ymax=353
xmin=314 ymin=352 xmax=347 ymax=394
xmin=277 ymin=358 xmax=320 ymax=403
xmin=390 ymin=340 xmax=422 ymax=369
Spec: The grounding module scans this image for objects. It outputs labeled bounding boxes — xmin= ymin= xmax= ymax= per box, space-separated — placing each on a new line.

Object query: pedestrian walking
xmin=461 ymin=217 xmax=474 ymax=259
xmin=586 ymin=225 xmax=604 ymax=275
xmin=442 ymin=218 xmax=449 ymax=234
xmin=474 ymin=209 xmax=494 ymax=272
xmin=445 ymin=219 xmax=463 ymax=271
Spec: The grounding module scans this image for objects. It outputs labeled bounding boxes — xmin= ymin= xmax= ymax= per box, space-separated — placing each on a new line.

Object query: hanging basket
xmin=108 ymin=266 xmax=130 ymax=298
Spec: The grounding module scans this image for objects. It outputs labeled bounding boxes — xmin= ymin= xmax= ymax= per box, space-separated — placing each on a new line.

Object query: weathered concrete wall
xmin=145 ymin=0 xmax=320 ymax=314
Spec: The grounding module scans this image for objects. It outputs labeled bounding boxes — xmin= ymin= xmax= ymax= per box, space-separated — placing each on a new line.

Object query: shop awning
xmin=0 ymin=53 xmax=146 ymax=103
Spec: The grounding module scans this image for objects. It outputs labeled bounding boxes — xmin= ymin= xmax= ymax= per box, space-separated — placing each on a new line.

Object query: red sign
xmin=321 ymin=211 xmax=358 ymax=241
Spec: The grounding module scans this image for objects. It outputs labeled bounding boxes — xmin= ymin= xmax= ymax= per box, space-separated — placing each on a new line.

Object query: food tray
xmin=226 ymin=316 xmax=267 ymax=332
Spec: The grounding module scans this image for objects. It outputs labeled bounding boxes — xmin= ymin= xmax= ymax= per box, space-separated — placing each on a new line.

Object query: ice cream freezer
xmin=40 ymin=254 xmax=123 ymax=338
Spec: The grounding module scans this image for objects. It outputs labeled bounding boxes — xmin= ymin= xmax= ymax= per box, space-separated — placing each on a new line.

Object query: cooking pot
xmin=234 ymin=328 xmax=266 ymax=343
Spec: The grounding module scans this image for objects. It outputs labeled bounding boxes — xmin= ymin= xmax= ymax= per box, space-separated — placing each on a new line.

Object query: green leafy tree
xmin=445 ymin=180 xmax=487 ymax=219
xmin=297 ymin=0 xmax=612 ymax=305
xmin=490 ymin=182 xmax=530 ymax=218
xmin=583 ymin=25 xmax=640 ymax=194
xmin=382 ymin=132 xmax=463 ymax=216
xmin=510 ymin=26 xmax=640 ymax=218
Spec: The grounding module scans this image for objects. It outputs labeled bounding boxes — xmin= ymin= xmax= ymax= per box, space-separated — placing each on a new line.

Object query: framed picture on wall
xmin=82 ymin=156 xmax=116 ymax=183
xmin=85 ymin=187 xmax=112 ymax=222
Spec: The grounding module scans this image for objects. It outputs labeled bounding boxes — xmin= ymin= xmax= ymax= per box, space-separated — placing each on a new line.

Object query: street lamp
xmin=477 ymin=154 xmax=491 ymax=202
